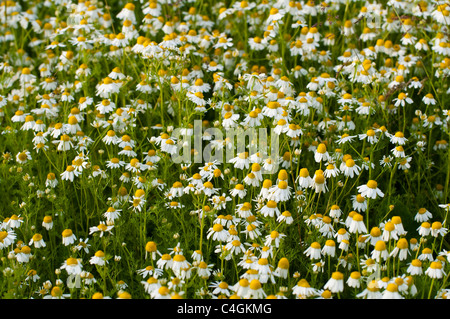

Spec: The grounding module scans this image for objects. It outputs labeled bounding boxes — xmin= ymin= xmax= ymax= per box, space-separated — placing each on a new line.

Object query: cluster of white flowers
xmin=0 ymin=0 xmax=449 ymax=299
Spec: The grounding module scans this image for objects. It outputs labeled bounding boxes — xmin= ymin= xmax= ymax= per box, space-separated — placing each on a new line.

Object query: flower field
xmin=0 ymin=0 xmax=449 ymax=300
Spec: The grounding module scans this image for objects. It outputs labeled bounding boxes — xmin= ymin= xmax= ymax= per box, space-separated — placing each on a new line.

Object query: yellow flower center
xmin=367 ymin=180 xmax=378 ymax=189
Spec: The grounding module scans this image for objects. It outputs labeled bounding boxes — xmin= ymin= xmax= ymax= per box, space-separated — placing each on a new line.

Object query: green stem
xmin=427 ymin=278 xmax=435 ymax=299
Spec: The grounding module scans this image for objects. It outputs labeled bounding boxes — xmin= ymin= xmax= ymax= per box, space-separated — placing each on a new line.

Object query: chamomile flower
xmin=141 ymin=276 xmax=161 ymax=295
xmin=117 ymin=3 xmax=137 ymax=24
xmin=351 ymin=194 xmax=367 ymax=213
xmin=422 ymin=93 xmax=437 ymax=106
xmin=29 ymin=233 xmax=46 ymax=248
xmin=347 ymin=271 xmax=362 ymax=289
xmin=213 ymin=36 xmax=233 ymax=49
xmin=382 ymin=283 xmax=404 ymax=299
xmin=206 ymin=224 xmax=229 ymax=242
xmin=230 ymin=184 xmax=247 ymax=199
xmin=268 ymin=180 xmax=292 ymax=202
xmin=60 ymin=165 xmax=80 ymax=182
xmin=259 ymin=200 xmax=280 ymax=218
xmin=314 ymin=143 xmax=329 ymax=163
xmin=103 ymin=207 xmax=121 ymax=223
xmin=322 ymin=240 xmax=336 ymax=257
xmin=89 ymin=221 xmax=114 ymax=237
xmin=356 ymin=280 xmax=382 ymax=299
xmin=349 ymin=212 xmax=368 ymax=234
xmin=90 ymin=250 xmax=108 ymax=266
xmin=245 ymin=279 xmax=266 ymax=299
xmin=324 ymin=163 xmax=339 ymax=178
xmin=265 ymin=230 xmax=285 ymax=248
xmin=242 ymin=223 xmax=262 ymax=240
xmin=324 ymin=272 xmax=344 ymax=293
xmin=389 ymin=238 xmax=410 ymax=261
xmin=334 ymin=228 xmax=349 ymax=245
xmin=277 ymin=210 xmax=293 ymax=224
xmin=407 ymin=259 xmax=423 ymax=275
xmin=0 ymin=229 xmax=17 ymax=249
xmin=60 ymin=257 xmax=83 ymax=275
xmin=357 ymin=180 xmax=384 ymax=199
xmin=304 ymin=242 xmax=322 ymax=260
xmin=381 ymin=221 xmax=398 ymax=241
xmin=96 ymin=77 xmax=120 ymax=98
xmin=42 ymin=216 xmax=53 ymax=231
xmin=292 ymin=278 xmax=317 ymax=298
xmin=55 ymin=134 xmax=73 ymax=151
xmin=418 ymin=247 xmax=434 ymax=262
xmin=417 ymin=222 xmax=431 ymax=237
xmin=365 ymin=227 xmax=382 ymax=246
xmin=389 ymin=131 xmax=408 ymax=145
xmin=425 ymin=261 xmax=446 ymax=279
xmin=241 ymin=109 xmax=263 ymax=127
xmin=229 ymin=152 xmax=250 ymax=170
xmin=431 ymin=221 xmax=448 ymax=238
xmin=16 ymin=150 xmax=32 ymax=164
xmin=342 ymin=158 xmax=361 ymax=178
xmin=371 ymin=240 xmax=389 ymax=262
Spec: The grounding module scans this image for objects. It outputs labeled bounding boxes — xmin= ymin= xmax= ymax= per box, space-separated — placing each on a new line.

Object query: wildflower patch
xmin=0 ymin=0 xmax=449 ymax=301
